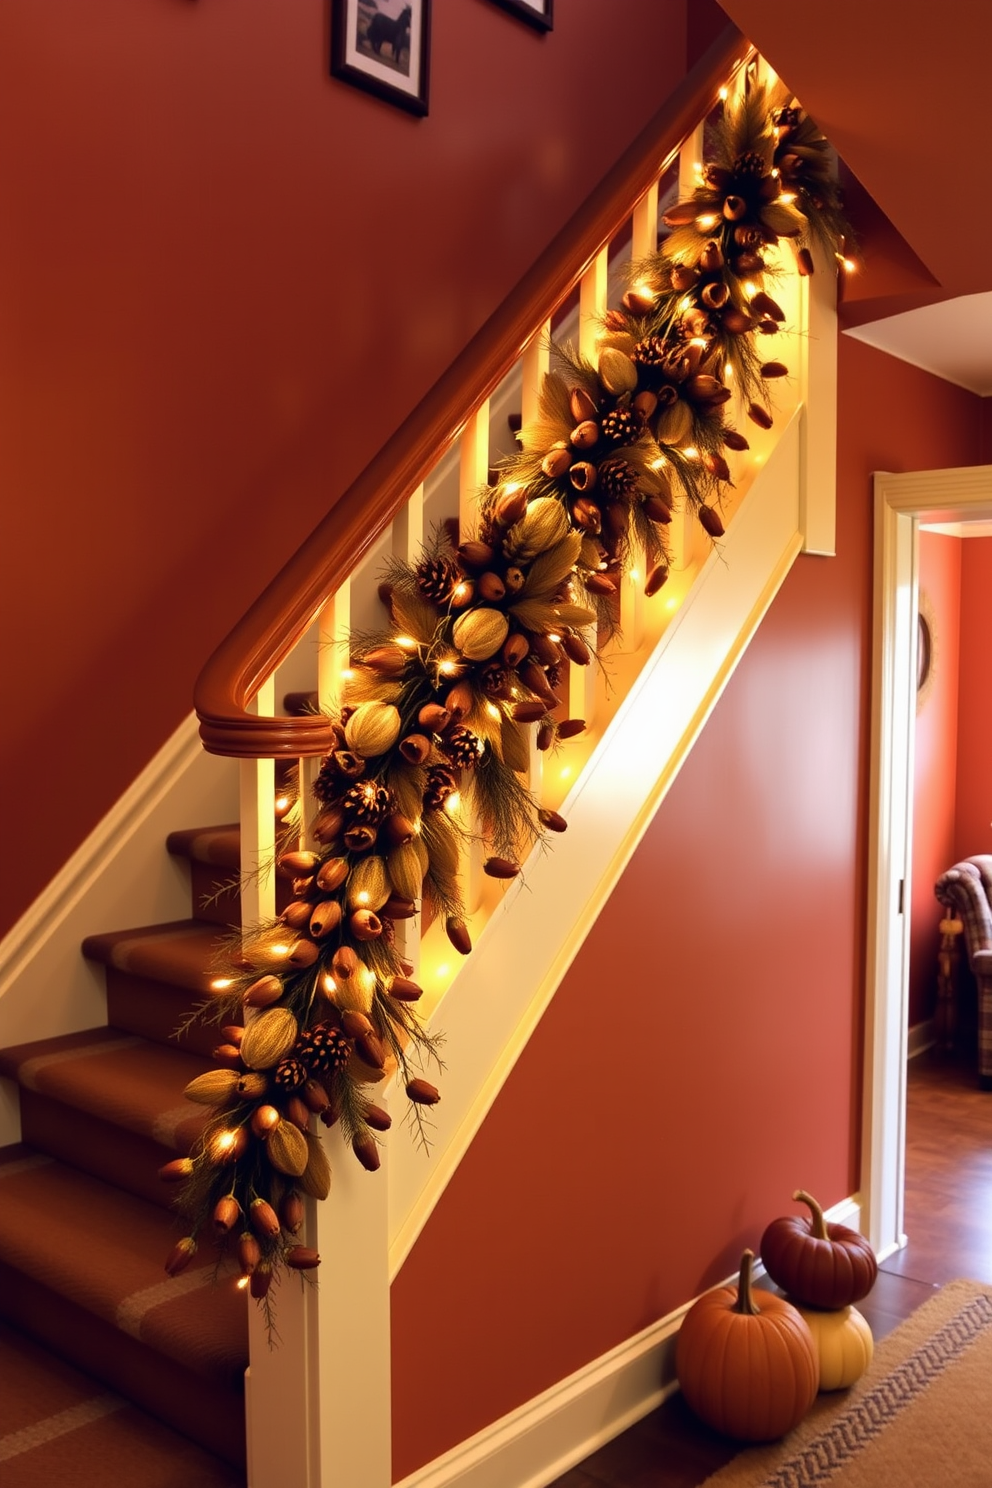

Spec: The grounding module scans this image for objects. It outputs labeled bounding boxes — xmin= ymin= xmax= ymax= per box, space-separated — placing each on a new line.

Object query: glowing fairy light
xmin=341 ymin=668 xmax=354 ymax=681
xmin=270 ymin=943 xmax=290 ymax=957
xmin=560 ymin=766 xmax=573 ymax=781
xmin=696 ymin=213 xmax=719 ymax=230
xmin=356 ymin=891 xmax=370 ymax=906
xmin=485 ymin=703 xmax=501 ymax=719
xmin=444 ymin=791 xmax=462 ymax=816
xmin=322 ymin=974 xmax=336 ymax=994
xmin=237 ymin=1276 xmax=250 ymax=1291
xmin=651 ymin=456 xmax=668 ymax=470
xmin=211 ymin=977 xmax=234 ymax=991
xmin=718 ymin=86 xmax=729 ymax=100
xmin=395 ymin=634 xmax=417 ymax=650
xmin=743 ymin=281 xmax=757 ymax=300
xmin=683 ymin=446 xmax=699 ymax=460
xmin=503 ymin=480 xmax=522 ymax=494
xmin=437 ymin=963 xmax=450 ymax=979
xmin=439 ymin=658 xmax=459 ymax=675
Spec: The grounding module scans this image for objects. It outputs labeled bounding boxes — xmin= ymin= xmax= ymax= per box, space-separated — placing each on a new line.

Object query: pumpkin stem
xmin=734 ymin=1248 xmax=761 ymax=1315
xmin=793 ymin=1188 xmax=828 ymax=1239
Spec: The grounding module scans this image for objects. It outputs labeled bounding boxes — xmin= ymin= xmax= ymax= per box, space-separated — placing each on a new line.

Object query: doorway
xmin=862 ymin=464 xmax=992 ymax=1260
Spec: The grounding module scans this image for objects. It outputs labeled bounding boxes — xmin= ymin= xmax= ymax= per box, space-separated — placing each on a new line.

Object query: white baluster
xmin=631 ymin=181 xmax=660 ymax=263
xmin=521 ymin=328 xmax=550 ymax=797
xmin=569 ymin=249 xmax=609 ymax=728
xmin=239 ymin=675 xmax=277 ymax=928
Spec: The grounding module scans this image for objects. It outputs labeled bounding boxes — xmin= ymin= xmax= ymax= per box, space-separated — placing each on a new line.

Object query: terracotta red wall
xmin=389 ymin=338 xmax=984 ymax=1479
xmin=955 ymin=538 xmax=992 ymax=858
xmin=909 ymin=534 xmax=962 ymax=1027
xmin=0 ymin=0 xmax=691 ymax=939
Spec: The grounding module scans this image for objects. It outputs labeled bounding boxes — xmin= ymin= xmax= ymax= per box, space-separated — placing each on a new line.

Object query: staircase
xmin=0 ymin=27 xmax=842 ymax=1488
xmin=0 ymin=829 xmax=248 ymax=1481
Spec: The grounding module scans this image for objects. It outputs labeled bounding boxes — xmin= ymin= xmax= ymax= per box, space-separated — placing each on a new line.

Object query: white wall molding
xmin=388 ymin=412 xmax=807 ymax=1277
xmin=395 ymin=1198 xmax=861 ymax=1488
xmin=0 ymin=713 xmax=238 ymax=1141
xmin=862 ymin=464 xmax=992 ymax=1259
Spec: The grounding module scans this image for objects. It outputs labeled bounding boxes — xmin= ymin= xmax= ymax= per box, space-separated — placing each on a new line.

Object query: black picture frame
xmin=487 ymin=0 xmax=553 ymax=31
xmin=330 ymin=1 xmax=431 ymax=116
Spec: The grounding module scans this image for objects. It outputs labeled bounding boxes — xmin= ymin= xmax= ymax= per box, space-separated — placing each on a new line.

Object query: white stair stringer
xmin=388 ymin=408 xmax=805 ymax=1278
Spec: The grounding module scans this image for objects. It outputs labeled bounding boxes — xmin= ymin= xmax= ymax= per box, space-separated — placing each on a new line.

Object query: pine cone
xmin=273 ymin=1057 xmax=309 ymax=1092
xmin=293 ymin=1023 xmax=349 ymax=1074
xmin=634 ymin=336 xmax=671 ymax=369
xmin=415 ymin=556 xmax=457 ymax=603
xmin=314 ymin=751 xmax=365 ymax=803
xmin=597 ymin=457 xmax=639 ymax=500
xmin=340 ymin=780 xmax=392 ymax=825
xmin=478 ymin=661 xmax=509 ymax=698
xmin=442 ymin=727 xmax=482 ymax=770
xmin=599 ymin=406 xmax=640 ymax=445
xmin=733 ymin=150 xmax=766 ymax=180
xmin=423 ymin=764 xmax=460 ymax=809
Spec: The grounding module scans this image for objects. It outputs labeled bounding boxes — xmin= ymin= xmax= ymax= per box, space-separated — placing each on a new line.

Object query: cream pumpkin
xmin=795 ymin=1303 xmax=873 ymax=1390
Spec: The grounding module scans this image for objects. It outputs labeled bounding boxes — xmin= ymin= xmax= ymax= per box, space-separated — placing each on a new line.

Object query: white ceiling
xmin=842 ymin=292 xmax=992 ymax=398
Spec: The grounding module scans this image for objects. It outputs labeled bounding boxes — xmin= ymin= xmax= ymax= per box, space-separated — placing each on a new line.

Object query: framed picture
xmin=330 ymin=1 xmax=431 ymax=116
xmin=487 ymin=0 xmax=553 ymax=31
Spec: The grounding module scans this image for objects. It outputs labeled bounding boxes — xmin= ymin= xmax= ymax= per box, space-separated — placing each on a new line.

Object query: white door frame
xmin=862 ymin=463 xmax=992 ymax=1260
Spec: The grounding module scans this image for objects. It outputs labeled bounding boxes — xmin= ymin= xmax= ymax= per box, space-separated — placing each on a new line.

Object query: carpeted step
xmin=0 ymin=1028 xmax=212 ymax=1208
xmin=0 ymin=1317 xmax=244 ymax=1487
xmin=166 ymin=825 xmax=241 ymax=928
xmin=0 ymin=1144 xmax=248 ymax=1465
xmin=82 ymin=920 xmax=234 ymax=1057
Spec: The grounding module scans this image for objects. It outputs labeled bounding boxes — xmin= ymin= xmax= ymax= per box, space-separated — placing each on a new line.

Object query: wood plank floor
xmin=550 ymin=1047 xmax=992 ymax=1488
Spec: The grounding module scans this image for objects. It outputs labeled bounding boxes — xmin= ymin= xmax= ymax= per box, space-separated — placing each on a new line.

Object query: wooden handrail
xmin=194 ymin=23 xmax=747 ymax=758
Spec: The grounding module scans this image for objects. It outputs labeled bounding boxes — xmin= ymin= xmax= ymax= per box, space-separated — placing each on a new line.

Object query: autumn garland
xmin=161 ymin=83 xmax=853 ymax=1307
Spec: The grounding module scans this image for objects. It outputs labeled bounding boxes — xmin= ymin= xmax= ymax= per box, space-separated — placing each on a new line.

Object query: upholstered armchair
xmin=935 ymin=856 xmax=992 ymax=1089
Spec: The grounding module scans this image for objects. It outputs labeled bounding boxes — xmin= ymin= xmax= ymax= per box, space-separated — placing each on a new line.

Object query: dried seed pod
xmin=584 ymin=571 xmax=617 ymax=596
xmin=538 ymin=808 xmax=568 ymax=833
xmin=349 ymin=909 xmax=382 ymax=941
xmin=502 ymin=632 xmax=530 ymax=667
xmin=346 ymin=854 xmax=390 ymax=911
xmin=494 ymin=487 xmax=529 ymax=525
xmin=266 ymin=1120 xmax=309 ymax=1178
xmin=278 ymin=850 xmax=320 ymax=877
xmin=331 ymin=945 xmax=359 ymax=982
xmin=240 ymin=1008 xmax=299 ymax=1071
xmin=722 ymin=429 xmax=749 ymax=451
xmin=418 ymin=703 xmax=451 ymax=733
xmin=237 ymin=1072 xmax=268 ymax=1099
xmin=561 ymin=632 xmax=591 ymax=666
xmin=301 ymin=1078 xmax=330 ymax=1113
xmin=361 ymin=645 xmax=407 ymax=675
xmin=504 ymin=565 xmax=526 ymax=593
xmin=797 ymin=246 xmax=815 ymax=276
xmin=364 ymin=1103 xmax=392 ymax=1132
xmin=281 ymin=899 xmax=313 ymax=930
xmin=385 ymin=975 xmax=424 ymax=1002
xmin=387 ymin=841 xmax=426 ymax=904
xmin=457 ymin=540 xmax=495 ymax=572
xmin=760 ymin=360 xmax=789 ymax=379
xmin=249 ymin=1198 xmax=281 ymax=1240
xmin=398 ymin=733 xmax=431 ymax=765
xmin=238 ymin=1232 xmax=261 ymax=1274
xmin=446 ymin=916 xmax=472 ymax=955
xmin=343 ymin=823 xmax=377 ymax=853
xmin=701 ymin=281 xmax=730 ymax=309
xmin=699 ymin=238 xmax=725 ymax=272
xmin=381 ymin=812 xmax=416 ymax=848
xmin=747 ymin=402 xmax=774 ymax=429
xmin=356 ymin=1031 xmax=387 ymax=1069
xmin=642 ymin=494 xmax=672 ymax=524
xmin=184 ymin=1070 xmax=240 ymax=1106
xmin=288 ymin=938 xmax=320 ymax=969
xmin=316 ymin=857 xmax=349 ymax=893
xmin=569 ymin=386 xmax=598 ymax=422
xmin=484 ymin=857 xmax=521 ymax=879
xmin=251 ymin=1104 xmax=282 ymax=1138
xmin=698 ymin=505 xmax=726 ymax=538
xmin=406 ymin=1078 xmax=441 ymax=1106
xmin=518 ymin=659 xmax=558 ymax=703
xmin=569 ymin=419 xmax=600 ymax=450
xmin=352 ymin=1134 xmax=381 ymax=1172
xmin=340 ymin=1009 xmax=374 ymax=1040
xmin=477 ymin=570 xmax=506 ymax=602
xmin=444 ymin=679 xmax=474 ymax=720
xmin=568 ymin=462 xmax=598 ymax=494
xmin=452 ymin=607 xmax=509 ymax=661
xmin=213 ymin=1196 xmax=241 ymax=1236
xmin=243 ymin=975 xmax=283 ymax=1009
xmin=164 ymin=1237 xmax=197 ymax=1277
xmin=211 ymin=1043 xmax=243 ymax=1069
xmin=312 ymin=809 xmax=344 ymax=845
xmin=280 ymin=1191 xmax=305 ymax=1234
xmin=300 ymin=1131 xmax=332 ymax=1198
xmin=504 ymin=496 xmax=571 ymax=561
xmin=250 ymin=1262 xmax=274 ymax=1299
xmin=536 ymin=721 xmax=554 ymax=750
xmin=221 ymin=1025 xmax=244 ymax=1046
xmin=284 ymin=1096 xmax=311 ymax=1130
xmin=158 ymin=1157 xmax=194 ymax=1183
xmin=511 ymin=699 xmax=547 ymax=722
xmin=645 ymin=562 xmax=670 ymax=597
xmin=541 ymin=444 xmax=573 ymax=479
xmin=702 ymin=451 xmax=731 ymax=482
xmin=309 ymin=898 xmax=342 ymax=940
xmin=382 ymin=894 xmax=416 ymax=919
xmin=598 ymin=348 xmax=638 ymax=395
xmin=285 ymin=1246 xmax=321 ymax=1270
xmin=557 ymin=718 xmax=586 ymax=739
xmin=345 ymin=701 xmax=402 ymax=757
xmin=750 ymin=290 xmax=785 ymax=321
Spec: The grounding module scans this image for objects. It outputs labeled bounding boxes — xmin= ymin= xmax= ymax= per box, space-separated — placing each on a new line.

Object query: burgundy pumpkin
xmin=760 ymin=1190 xmax=878 ymax=1308
xmin=676 ymin=1249 xmax=818 ymax=1441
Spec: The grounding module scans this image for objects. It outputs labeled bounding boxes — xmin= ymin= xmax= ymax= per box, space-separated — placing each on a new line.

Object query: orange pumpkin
xmin=676 ymin=1249 xmax=819 ymax=1441
xmin=760 ymin=1190 xmax=878 ymax=1309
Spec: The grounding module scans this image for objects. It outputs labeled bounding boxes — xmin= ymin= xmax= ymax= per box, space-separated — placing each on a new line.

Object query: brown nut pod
xmin=281 ymin=899 xmax=314 ymax=930
xmin=502 ymin=632 xmax=530 ymax=668
xmin=645 ymin=562 xmax=670 ymax=597
xmin=309 ymin=898 xmax=342 ymax=940
xmin=349 ymin=909 xmax=383 ymax=942
xmin=457 ymin=540 xmax=495 ymax=572
xmin=568 ymin=462 xmax=598 ymax=494
xmin=312 ymin=809 xmax=344 ymax=845
xmin=538 ymin=808 xmax=568 ymax=832
xmin=399 ymin=733 xmax=431 ymax=765
xmin=541 ymin=444 xmax=574 ymax=478
xmin=484 ymin=857 xmax=521 ymax=879
xmin=316 ymin=857 xmax=349 ymax=893
xmin=406 ymin=1078 xmax=441 ymax=1106
xmin=569 ymin=386 xmax=598 ymax=422
xmin=418 ymin=703 xmax=451 ymax=732
xmin=477 ymin=571 xmax=506 ymax=602
xmin=445 ymin=916 xmax=472 ymax=955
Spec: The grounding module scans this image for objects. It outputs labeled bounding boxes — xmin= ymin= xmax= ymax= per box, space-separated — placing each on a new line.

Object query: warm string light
xmin=696 ymin=213 xmax=719 ymax=230
xmin=210 ymin=977 xmax=234 ymax=991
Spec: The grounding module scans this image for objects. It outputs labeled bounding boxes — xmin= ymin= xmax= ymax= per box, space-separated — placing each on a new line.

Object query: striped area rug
xmin=702 ymin=1280 xmax=992 ymax=1488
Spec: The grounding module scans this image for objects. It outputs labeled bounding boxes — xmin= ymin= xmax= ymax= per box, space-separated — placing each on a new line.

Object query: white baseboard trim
xmin=0 ymin=713 xmax=238 ymax=1141
xmin=395 ymin=1197 xmax=861 ymax=1488
xmin=907 ymin=1019 xmax=935 ymax=1059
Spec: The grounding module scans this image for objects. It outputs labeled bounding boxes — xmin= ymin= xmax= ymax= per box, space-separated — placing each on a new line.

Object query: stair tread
xmin=0 ymin=1144 xmax=248 ymax=1387
xmin=0 ymin=1027 xmax=212 ymax=1154
xmin=0 ymin=1317 xmax=244 ymax=1486
xmin=82 ymin=920 xmax=235 ymax=997
xmin=166 ymin=824 xmax=240 ymax=869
